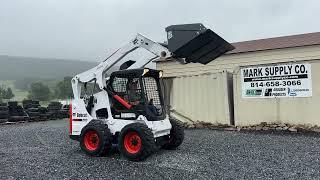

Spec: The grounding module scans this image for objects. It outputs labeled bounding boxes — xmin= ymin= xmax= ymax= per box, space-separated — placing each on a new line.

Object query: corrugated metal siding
xmin=233 ymin=60 xmax=320 ymax=126
xmin=169 ymin=72 xmax=232 ymax=125
xmin=157 ymin=45 xmax=320 ymax=77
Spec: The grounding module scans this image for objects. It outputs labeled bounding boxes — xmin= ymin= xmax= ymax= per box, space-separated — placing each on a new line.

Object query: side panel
xmin=107 ymin=116 xmax=171 ymax=138
xmin=169 ymin=72 xmax=233 ymax=125
xmin=70 ymin=98 xmax=94 ymax=135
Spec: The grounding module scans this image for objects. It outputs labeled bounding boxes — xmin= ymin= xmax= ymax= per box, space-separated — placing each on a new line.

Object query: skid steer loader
xmin=69 ymin=23 xmax=234 ymax=161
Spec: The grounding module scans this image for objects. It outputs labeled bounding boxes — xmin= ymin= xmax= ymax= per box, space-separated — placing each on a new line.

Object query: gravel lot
xmin=1 ymin=120 xmax=320 ymax=179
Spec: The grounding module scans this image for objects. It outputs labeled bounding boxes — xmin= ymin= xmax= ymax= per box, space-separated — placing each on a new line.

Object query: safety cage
xmin=108 ymin=68 xmax=165 ymax=121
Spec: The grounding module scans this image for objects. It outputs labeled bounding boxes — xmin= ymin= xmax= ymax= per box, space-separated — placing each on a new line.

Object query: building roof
xmin=228 ymin=32 xmax=320 ymax=54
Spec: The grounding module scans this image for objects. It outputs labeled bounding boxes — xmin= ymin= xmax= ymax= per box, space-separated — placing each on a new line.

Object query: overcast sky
xmin=0 ymin=0 xmax=319 ymax=61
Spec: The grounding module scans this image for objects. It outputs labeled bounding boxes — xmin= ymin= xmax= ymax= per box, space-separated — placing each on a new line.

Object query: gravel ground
xmin=1 ymin=120 xmax=320 ymax=180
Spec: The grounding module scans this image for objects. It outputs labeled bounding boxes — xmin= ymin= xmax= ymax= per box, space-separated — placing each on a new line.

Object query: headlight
xmin=142 ymin=68 xmax=149 ymax=76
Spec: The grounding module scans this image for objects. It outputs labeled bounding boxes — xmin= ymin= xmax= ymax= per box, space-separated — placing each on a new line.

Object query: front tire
xmin=118 ymin=123 xmax=156 ymax=161
xmin=162 ymin=118 xmax=184 ymax=150
xmin=80 ymin=120 xmax=112 ymax=156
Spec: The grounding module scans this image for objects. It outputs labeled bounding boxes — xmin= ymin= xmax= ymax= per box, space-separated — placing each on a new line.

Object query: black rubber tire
xmin=16 ymin=106 xmax=24 ymax=114
xmin=0 ymin=119 xmax=8 ymax=123
xmin=8 ymin=101 xmax=18 ymax=107
xmin=38 ymin=107 xmax=47 ymax=113
xmin=27 ymin=112 xmax=40 ymax=118
xmin=27 ymin=108 xmax=39 ymax=112
xmin=8 ymin=107 xmax=17 ymax=112
xmin=50 ymin=101 xmax=61 ymax=106
xmin=28 ymin=117 xmax=38 ymax=122
xmin=39 ymin=114 xmax=48 ymax=121
xmin=33 ymin=101 xmax=40 ymax=106
xmin=0 ymin=113 xmax=8 ymax=118
xmin=162 ymin=118 xmax=185 ymax=150
xmin=118 ymin=123 xmax=156 ymax=161
xmin=48 ymin=107 xmax=60 ymax=111
xmin=80 ymin=120 xmax=113 ymax=156
xmin=8 ymin=116 xmax=24 ymax=122
xmin=0 ymin=106 xmax=8 ymax=111
xmin=22 ymin=100 xmax=33 ymax=109
xmin=0 ymin=110 xmax=9 ymax=115
xmin=47 ymin=110 xmax=59 ymax=119
xmin=0 ymin=115 xmax=9 ymax=119
xmin=0 ymin=103 xmax=7 ymax=106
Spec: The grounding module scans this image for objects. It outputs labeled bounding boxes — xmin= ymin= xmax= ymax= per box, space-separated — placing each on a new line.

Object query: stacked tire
xmin=22 ymin=100 xmax=33 ymax=109
xmin=47 ymin=101 xmax=62 ymax=120
xmin=23 ymin=100 xmax=41 ymax=122
xmin=8 ymin=101 xmax=29 ymax=122
xmin=59 ymin=104 xmax=70 ymax=118
xmin=0 ymin=103 xmax=9 ymax=123
xmin=38 ymin=107 xmax=48 ymax=121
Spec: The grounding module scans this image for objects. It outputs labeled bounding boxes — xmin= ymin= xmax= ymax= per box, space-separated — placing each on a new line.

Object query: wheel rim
xmin=84 ymin=130 xmax=100 ymax=151
xmin=124 ymin=131 xmax=142 ymax=154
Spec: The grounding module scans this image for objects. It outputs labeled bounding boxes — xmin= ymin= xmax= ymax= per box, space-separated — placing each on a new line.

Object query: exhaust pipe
xmin=165 ymin=23 xmax=235 ymax=64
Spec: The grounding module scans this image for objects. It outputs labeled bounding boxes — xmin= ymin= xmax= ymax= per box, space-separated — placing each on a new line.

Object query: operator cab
xmin=107 ymin=68 xmax=165 ymax=121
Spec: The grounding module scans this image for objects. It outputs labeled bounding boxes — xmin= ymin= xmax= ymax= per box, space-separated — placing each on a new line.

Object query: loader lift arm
xmin=71 ymin=34 xmax=172 ymax=99
xmin=72 ymin=23 xmax=235 ymax=99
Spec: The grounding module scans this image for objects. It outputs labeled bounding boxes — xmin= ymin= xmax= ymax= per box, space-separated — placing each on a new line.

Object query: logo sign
xmin=76 ymin=113 xmax=88 ymax=118
xmin=241 ymin=63 xmax=312 ymax=98
xmin=245 ymin=89 xmax=262 ymax=96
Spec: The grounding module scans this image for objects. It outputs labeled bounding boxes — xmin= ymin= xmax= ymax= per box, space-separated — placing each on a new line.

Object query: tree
xmin=0 ymin=86 xmax=15 ymax=100
xmin=55 ymin=76 xmax=73 ymax=99
xmin=28 ymin=82 xmax=51 ymax=101
xmin=3 ymin=87 xmax=14 ymax=99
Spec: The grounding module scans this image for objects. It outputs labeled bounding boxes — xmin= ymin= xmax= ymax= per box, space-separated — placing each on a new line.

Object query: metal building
xmin=157 ymin=32 xmax=320 ymax=126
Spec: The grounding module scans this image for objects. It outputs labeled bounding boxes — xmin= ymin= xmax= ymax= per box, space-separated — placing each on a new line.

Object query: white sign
xmin=241 ymin=63 xmax=312 ymax=98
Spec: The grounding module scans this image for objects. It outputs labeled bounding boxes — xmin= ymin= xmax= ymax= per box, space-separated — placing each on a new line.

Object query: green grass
xmin=0 ymin=80 xmax=29 ymax=101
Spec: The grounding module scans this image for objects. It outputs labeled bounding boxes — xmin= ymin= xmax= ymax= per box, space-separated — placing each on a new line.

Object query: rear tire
xmin=80 ymin=120 xmax=112 ymax=156
xmin=118 ymin=123 xmax=156 ymax=161
xmin=162 ymin=118 xmax=184 ymax=150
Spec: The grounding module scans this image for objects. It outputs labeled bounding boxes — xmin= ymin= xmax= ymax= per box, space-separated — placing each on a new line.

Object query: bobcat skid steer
xmin=69 ymin=23 xmax=234 ymax=161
